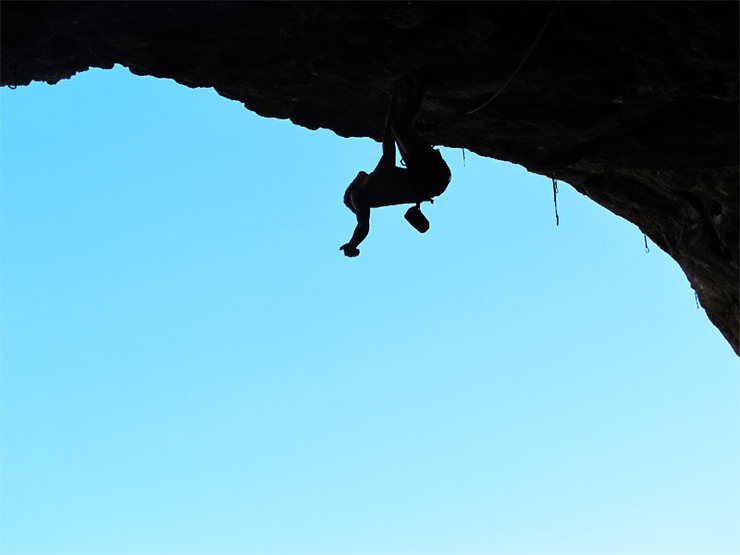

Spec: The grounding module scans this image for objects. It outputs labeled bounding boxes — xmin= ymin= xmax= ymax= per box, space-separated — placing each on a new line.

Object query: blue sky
xmin=1 ymin=65 xmax=738 ymax=555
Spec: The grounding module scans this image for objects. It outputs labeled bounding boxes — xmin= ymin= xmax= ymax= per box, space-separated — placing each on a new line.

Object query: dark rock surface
xmin=2 ymin=1 xmax=738 ymax=353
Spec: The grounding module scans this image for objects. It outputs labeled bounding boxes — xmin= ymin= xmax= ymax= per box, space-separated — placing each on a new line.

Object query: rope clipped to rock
xmin=552 ymin=177 xmax=560 ymax=226
xmin=7 ymin=63 xmax=18 ymax=89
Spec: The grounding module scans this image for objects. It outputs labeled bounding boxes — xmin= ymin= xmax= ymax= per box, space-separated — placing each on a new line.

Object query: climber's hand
xmin=340 ymin=243 xmax=360 ymax=257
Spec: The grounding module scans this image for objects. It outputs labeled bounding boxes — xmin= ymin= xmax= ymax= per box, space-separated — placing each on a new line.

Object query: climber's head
xmin=343 ymin=171 xmax=368 ymax=213
xmin=351 ymin=171 xmax=368 ymax=187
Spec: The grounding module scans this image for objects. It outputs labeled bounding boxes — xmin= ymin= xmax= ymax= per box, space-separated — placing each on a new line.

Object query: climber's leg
xmin=391 ymin=76 xmax=428 ymax=162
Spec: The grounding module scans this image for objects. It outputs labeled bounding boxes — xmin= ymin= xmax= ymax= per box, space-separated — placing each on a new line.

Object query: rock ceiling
xmin=2 ymin=1 xmax=737 ymax=353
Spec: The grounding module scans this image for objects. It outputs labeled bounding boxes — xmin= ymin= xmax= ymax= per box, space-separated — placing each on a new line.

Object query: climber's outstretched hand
xmin=340 ymin=243 xmax=360 ymax=257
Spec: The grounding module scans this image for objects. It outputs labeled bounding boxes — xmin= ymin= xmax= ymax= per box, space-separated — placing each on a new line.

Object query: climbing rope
xmin=461 ymin=148 xmax=466 ymax=166
xmin=552 ymin=177 xmax=559 ymax=226
xmin=643 ymin=234 xmax=650 ymax=253
xmin=466 ymin=1 xmax=560 ymax=115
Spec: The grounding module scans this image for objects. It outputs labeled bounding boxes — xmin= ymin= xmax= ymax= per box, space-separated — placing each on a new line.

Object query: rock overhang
xmin=2 ymin=1 xmax=737 ymax=353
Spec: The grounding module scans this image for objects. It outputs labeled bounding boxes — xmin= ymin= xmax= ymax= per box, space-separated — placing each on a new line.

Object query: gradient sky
xmin=2 ymin=65 xmax=738 ymax=555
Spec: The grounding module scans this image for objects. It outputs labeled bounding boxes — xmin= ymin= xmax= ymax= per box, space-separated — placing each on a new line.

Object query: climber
xmin=340 ymin=75 xmax=452 ymax=257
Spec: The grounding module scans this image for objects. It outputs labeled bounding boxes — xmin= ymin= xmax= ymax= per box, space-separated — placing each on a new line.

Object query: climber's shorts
xmin=406 ymin=147 xmax=451 ymax=201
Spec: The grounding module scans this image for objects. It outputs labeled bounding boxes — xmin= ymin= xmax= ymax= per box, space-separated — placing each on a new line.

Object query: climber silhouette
xmin=340 ymin=76 xmax=451 ymax=257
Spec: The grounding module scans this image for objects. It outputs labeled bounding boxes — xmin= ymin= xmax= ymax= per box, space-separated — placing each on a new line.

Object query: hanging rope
xmin=552 ymin=177 xmax=559 ymax=226
xmin=461 ymin=148 xmax=466 ymax=167
xmin=643 ymin=234 xmax=650 ymax=253
xmin=466 ymin=1 xmax=560 ymax=115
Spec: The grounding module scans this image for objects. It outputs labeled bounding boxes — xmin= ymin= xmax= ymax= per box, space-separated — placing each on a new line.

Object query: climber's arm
xmin=340 ymin=201 xmax=370 ymax=257
xmin=376 ymin=89 xmax=402 ymax=169
xmin=378 ymin=124 xmax=396 ymax=167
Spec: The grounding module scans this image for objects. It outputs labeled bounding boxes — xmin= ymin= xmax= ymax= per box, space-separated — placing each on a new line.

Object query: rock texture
xmin=2 ymin=1 xmax=738 ymax=353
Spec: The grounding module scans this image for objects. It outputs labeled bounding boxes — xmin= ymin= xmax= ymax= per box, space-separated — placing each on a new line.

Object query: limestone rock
xmin=2 ymin=1 xmax=737 ymax=352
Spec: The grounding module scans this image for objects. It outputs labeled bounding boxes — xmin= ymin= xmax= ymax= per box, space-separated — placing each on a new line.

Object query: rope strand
xmin=466 ymin=1 xmax=560 ymax=115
